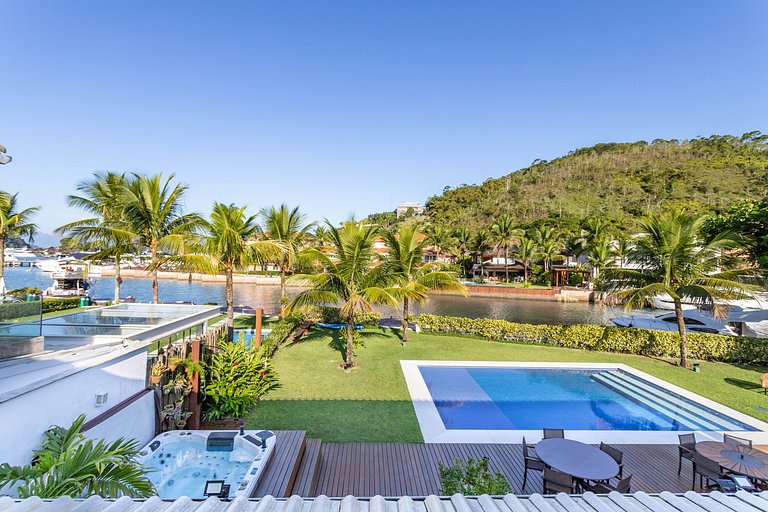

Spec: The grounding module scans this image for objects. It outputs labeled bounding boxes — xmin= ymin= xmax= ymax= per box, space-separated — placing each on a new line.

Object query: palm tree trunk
xmin=150 ymin=242 xmax=159 ymax=304
xmin=225 ymin=265 xmax=234 ymax=343
xmin=674 ymin=298 xmax=689 ymax=367
xmin=345 ymin=317 xmax=355 ymax=369
xmin=279 ymin=265 xmax=287 ymax=320
xmin=402 ymin=297 xmax=410 ymax=343
xmin=114 ymin=254 xmax=122 ymax=304
xmin=504 ymin=246 xmax=509 ymax=282
xmin=0 ymin=236 xmax=5 ymax=294
xmin=524 ymin=259 xmax=528 ymax=283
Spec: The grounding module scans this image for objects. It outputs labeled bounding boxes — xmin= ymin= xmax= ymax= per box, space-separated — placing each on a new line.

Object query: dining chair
xmin=692 ymin=452 xmax=727 ymax=491
xmin=522 ymin=436 xmax=546 ymax=491
xmin=723 ymin=434 xmax=753 ymax=448
xmin=543 ymin=428 xmax=565 ymax=439
xmin=586 ymin=474 xmax=632 ymax=494
xmin=678 ymin=433 xmax=696 ymax=474
xmin=543 ymin=468 xmax=577 ymax=494
xmin=599 ymin=442 xmax=625 ymax=479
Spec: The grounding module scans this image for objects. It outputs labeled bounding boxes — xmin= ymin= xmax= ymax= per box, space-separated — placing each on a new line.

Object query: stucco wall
xmin=84 ymin=391 xmax=155 ymax=448
xmin=0 ymin=348 xmax=149 ymax=466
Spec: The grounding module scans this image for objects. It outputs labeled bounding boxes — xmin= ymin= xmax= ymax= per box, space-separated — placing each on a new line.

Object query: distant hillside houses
xmin=395 ymin=202 xmax=425 ymax=218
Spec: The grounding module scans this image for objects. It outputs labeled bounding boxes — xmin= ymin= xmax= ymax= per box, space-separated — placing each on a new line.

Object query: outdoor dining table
xmin=536 ymin=438 xmax=619 ymax=482
xmin=697 ymin=441 xmax=768 ymax=481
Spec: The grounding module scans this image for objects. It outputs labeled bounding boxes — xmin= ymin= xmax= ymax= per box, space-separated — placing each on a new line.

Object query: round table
xmin=536 ymin=439 xmax=619 ymax=481
xmin=697 ymin=441 xmax=768 ymax=480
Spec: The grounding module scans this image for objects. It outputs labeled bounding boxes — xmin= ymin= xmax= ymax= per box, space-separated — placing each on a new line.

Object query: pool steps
xmin=591 ymin=371 xmax=748 ymax=431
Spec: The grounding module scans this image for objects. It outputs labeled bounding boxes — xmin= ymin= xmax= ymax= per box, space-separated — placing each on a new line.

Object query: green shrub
xmin=6 ymin=287 xmax=42 ymax=298
xmin=258 ymin=317 xmax=300 ymax=358
xmin=439 ymin=457 xmax=511 ymax=496
xmin=42 ymin=298 xmax=81 ymax=313
xmin=296 ymin=305 xmax=381 ymax=325
xmin=416 ymin=314 xmax=768 ymax=365
xmin=0 ymin=301 xmax=42 ymax=322
xmin=204 ymin=335 xmax=280 ymax=420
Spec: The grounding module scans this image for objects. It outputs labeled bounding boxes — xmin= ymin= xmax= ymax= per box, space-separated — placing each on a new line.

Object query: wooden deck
xmin=252 ymin=430 xmax=306 ymax=498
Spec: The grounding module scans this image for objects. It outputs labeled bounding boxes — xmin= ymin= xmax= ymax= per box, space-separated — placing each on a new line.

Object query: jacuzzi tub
xmin=136 ymin=429 xmax=276 ymax=498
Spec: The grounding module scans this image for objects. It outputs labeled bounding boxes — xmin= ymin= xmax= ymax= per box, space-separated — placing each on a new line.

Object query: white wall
xmin=0 ymin=348 xmax=149 ymax=466
xmin=84 ymin=391 xmax=155 ymax=448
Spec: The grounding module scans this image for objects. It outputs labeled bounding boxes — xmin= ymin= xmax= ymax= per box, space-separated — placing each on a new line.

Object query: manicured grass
xmin=246 ymin=327 xmax=768 ymax=443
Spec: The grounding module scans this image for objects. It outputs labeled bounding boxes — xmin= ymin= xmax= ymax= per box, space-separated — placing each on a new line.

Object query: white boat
xmin=611 ymin=310 xmax=738 ymax=336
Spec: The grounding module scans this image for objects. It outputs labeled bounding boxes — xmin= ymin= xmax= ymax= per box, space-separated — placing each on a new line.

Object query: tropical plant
xmin=205 ymin=334 xmax=279 ymax=419
xmin=491 ymin=214 xmax=522 ymax=282
xmin=122 ymin=173 xmax=203 ymax=303
xmin=0 ymin=414 xmax=154 ymax=498
xmin=614 ymin=235 xmax=632 ymax=268
xmin=260 ymin=204 xmax=314 ymax=319
xmin=425 ymin=225 xmax=453 ymax=262
xmin=515 ymin=236 xmax=537 ymax=283
xmin=287 ymin=220 xmax=400 ymax=368
xmin=468 ymin=229 xmax=490 ymax=278
xmin=164 ymin=202 xmax=283 ymax=341
xmin=599 ymin=212 xmax=761 ymax=367
xmin=537 ymin=238 xmax=564 ymax=271
xmin=452 ymin=227 xmax=473 ymax=277
xmin=439 ymin=457 xmax=510 ymax=495
xmin=705 ymin=197 xmax=768 ymax=269
xmin=383 ymin=225 xmax=467 ymax=342
xmin=0 ymin=192 xmax=38 ymax=293
xmin=56 ymin=172 xmax=134 ymax=303
xmin=587 ymin=234 xmax=615 ymax=278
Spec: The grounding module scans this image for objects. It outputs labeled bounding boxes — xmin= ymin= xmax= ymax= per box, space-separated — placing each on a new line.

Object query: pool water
xmin=419 ymin=367 xmax=756 ymax=431
xmin=233 ymin=328 xmax=271 ymax=346
xmin=144 ymin=440 xmax=252 ymax=498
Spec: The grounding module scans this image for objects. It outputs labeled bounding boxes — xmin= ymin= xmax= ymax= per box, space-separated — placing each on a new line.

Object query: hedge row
xmin=415 ymin=314 xmax=768 ymax=364
xmin=0 ymin=301 xmax=42 ymax=322
xmin=42 ymin=297 xmax=81 ymax=313
xmin=258 ymin=316 xmax=300 ymax=358
xmin=298 ymin=305 xmax=381 ymax=325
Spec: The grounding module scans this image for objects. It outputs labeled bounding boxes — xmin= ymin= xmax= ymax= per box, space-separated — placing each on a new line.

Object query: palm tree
xmin=167 ymin=203 xmax=284 ymax=341
xmin=123 ymin=173 xmax=203 ymax=303
xmin=425 ymin=225 xmax=453 ymax=262
xmin=533 ymin=226 xmax=563 ymax=271
xmin=261 ymin=204 xmax=314 ymax=319
xmin=575 ymin=217 xmax=612 ymax=255
xmin=491 ymin=214 xmax=522 ymax=282
xmin=288 ymin=220 xmax=400 ymax=368
xmin=0 ymin=192 xmax=39 ymax=293
xmin=469 ymin=230 xmax=490 ymax=278
xmin=0 ymin=414 xmax=154 ymax=498
xmin=614 ymin=236 xmax=631 ymax=268
xmin=599 ymin=212 xmax=760 ymax=367
xmin=453 ymin=227 xmax=473 ymax=277
xmin=587 ymin=234 xmax=615 ymax=279
xmin=515 ymin=236 xmax=537 ymax=283
xmin=384 ymin=225 xmax=467 ymax=342
xmin=56 ymin=172 xmax=133 ymax=303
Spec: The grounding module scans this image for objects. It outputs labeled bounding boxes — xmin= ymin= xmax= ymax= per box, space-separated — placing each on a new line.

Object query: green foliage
xmin=42 ymin=297 xmax=81 ymax=313
xmin=205 ymin=335 xmax=280 ymax=420
xmin=529 ymin=263 xmax=549 ymax=286
xmin=705 ymin=197 xmax=768 ymax=269
xmin=6 ymin=287 xmax=42 ymax=298
xmin=416 ymin=314 xmax=768 ymax=365
xmin=258 ymin=317 xmax=300 ymax=358
xmin=426 ymin=134 xmax=768 ymax=232
xmin=0 ymin=300 xmax=41 ymax=321
xmin=439 ymin=457 xmax=511 ymax=496
xmin=0 ymin=414 xmax=154 ymax=498
xmin=298 ymin=305 xmax=382 ymax=325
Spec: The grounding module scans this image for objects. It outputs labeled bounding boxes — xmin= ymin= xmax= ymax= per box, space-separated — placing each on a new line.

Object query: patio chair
xmin=522 ymin=436 xmax=546 ymax=491
xmin=692 ymin=453 xmax=727 ymax=491
xmin=761 ymin=373 xmax=768 ymax=394
xmin=585 ymin=474 xmax=632 ymax=494
xmin=678 ymin=433 xmax=696 ymax=474
xmin=543 ymin=428 xmax=565 ymax=439
xmin=723 ymin=434 xmax=753 ymax=448
xmin=543 ymin=468 xmax=577 ymax=494
xmin=599 ymin=442 xmax=625 ymax=479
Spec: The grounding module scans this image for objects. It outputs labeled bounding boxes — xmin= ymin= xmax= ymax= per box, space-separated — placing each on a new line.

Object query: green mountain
xmin=425 ymin=133 xmax=768 ymax=233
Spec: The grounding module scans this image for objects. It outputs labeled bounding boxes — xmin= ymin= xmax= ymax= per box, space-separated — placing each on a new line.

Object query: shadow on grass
xmin=724 ymin=377 xmax=764 ymax=392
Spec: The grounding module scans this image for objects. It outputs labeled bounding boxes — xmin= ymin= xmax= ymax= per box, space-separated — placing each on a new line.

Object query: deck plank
xmin=252 ymin=430 xmax=306 ymax=498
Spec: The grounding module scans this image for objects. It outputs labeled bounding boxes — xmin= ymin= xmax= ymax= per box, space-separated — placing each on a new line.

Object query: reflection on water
xmin=5 ymin=266 xmax=647 ymax=326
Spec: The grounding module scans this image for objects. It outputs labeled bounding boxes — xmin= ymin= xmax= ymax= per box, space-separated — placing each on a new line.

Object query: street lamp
xmin=0 ymin=144 xmax=12 ymax=165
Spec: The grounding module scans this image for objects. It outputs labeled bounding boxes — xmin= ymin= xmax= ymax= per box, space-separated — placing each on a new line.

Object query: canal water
xmin=2 ymin=265 xmax=640 ymax=326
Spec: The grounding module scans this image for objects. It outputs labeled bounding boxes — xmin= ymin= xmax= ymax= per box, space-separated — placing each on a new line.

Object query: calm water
xmin=4 ymin=265 xmax=635 ymax=326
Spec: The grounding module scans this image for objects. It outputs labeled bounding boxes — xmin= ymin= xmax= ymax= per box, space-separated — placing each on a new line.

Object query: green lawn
xmin=246 ymin=326 xmax=768 ymax=443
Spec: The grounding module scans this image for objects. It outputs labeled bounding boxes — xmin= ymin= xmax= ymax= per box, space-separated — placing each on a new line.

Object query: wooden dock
xmin=255 ymin=432 xmax=708 ymax=498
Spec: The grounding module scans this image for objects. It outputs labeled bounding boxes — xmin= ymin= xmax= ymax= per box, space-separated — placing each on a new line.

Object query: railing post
xmin=254 ymin=307 xmax=263 ymax=348
xmin=188 ymin=338 xmax=201 ymax=430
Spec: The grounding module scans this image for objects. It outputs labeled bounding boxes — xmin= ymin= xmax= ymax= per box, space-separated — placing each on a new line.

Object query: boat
xmin=44 ymin=267 xmax=92 ymax=297
xmin=611 ymin=310 xmax=738 ymax=336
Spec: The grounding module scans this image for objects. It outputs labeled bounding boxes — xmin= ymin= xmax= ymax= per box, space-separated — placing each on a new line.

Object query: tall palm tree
xmin=384 ymin=225 xmax=467 ymax=342
xmin=491 ymin=214 xmax=522 ymax=282
xmin=288 ymin=220 xmax=399 ymax=368
xmin=533 ymin=226 xmax=564 ymax=271
xmin=166 ymin=203 xmax=284 ymax=341
xmin=576 ymin=217 xmax=612 ymax=255
xmin=425 ymin=225 xmax=453 ymax=262
xmin=469 ymin=230 xmax=490 ymax=278
xmin=515 ymin=236 xmax=537 ymax=283
xmin=261 ymin=204 xmax=314 ymax=319
xmin=56 ymin=172 xmax=134 ymax=303
xmin=614 ymin=236 xmax=631 ymax=268
xmin=453 ymin=227 xmax=473 ymax=277
xmin=0 ymin=192 xmax=39 ymax=293
xmin=123 ymin=173 xmax=203 ymax=303
xmin=599 ymin=212 xmax=760 ymax=367
xmin=0 ymin=414 xmax=154 ymax=498
xmin=587 ymin=235 xmax=615 ymax=279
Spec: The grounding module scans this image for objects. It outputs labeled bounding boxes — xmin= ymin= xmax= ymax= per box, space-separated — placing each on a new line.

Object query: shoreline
xmin=97 ymin=269 xmax=595 ymax=302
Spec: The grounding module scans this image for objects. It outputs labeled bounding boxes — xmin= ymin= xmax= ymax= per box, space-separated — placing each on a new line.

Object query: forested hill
xmin=425 ymin=133 xmax=768 ymax=232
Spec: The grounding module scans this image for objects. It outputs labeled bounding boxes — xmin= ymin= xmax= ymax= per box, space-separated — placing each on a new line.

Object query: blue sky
xmin=2 ymin=1 xmax=767 ymax=235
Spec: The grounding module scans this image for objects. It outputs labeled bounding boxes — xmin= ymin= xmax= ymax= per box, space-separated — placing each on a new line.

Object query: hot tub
xmin=136 ymin=429 xmax=276 ymax=498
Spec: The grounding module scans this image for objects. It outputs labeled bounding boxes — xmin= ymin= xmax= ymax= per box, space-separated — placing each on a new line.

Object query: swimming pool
xmin=137 ymin=429 xmax=275 ymax=498
xmin=233 ymin=328 xmax=272 ymax=346
xmin=402 ymin=361 xmax=768 ymax=444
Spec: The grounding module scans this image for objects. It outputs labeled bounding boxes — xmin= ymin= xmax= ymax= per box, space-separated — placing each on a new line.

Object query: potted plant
xmin=150 ymin=362 xmax=166 ymax=385
xmin=167 ymin=356 xmax=182 ymax=372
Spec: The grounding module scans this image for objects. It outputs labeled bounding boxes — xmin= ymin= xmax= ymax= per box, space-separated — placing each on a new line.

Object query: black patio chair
xmin=585 ymin=474 xmax=632 ymax=494
xmin=723 ymin=434 xmax=753 ymax=448
xmin=678 ymin=433 xmax=696 ymax=474
xmin=599 ymin=442 xmax=625 ymax=479
xmin=543 ymin=468 xmax=577 ymax=494
xmin=522 ymin=436 xmax=546 ymax=491
xmin=692 ymin=452 xmax=727 ymax=491
xmin=543 ymin=428 xmax=565 ymax=439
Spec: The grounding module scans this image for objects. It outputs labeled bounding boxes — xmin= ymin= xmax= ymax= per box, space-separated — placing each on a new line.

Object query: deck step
xmin=591 ymin=372 xmax=716 ymax=431
xmin=291 ymin=438 xmax=323 ymax=497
